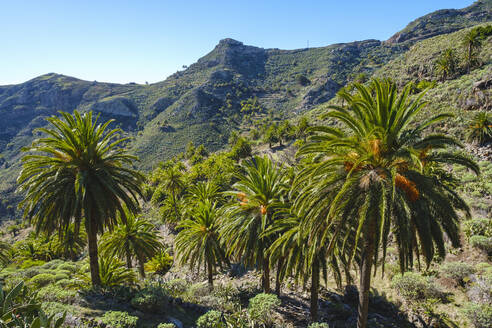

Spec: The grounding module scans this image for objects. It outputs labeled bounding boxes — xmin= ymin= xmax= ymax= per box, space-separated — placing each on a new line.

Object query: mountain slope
xmin=0 ymin=1 xmax=490 ymax=219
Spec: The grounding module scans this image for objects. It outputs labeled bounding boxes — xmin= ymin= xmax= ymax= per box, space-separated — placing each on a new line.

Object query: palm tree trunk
xmin=137 ymin=253 xmax=146 ymax=278
xmin=310 ymin=259 xmax=320 ymax=322
xmin=172 ymin=190 xmax=179 ymax=222
xmin=357 ymin=220 xmax=377 ymax=328
xmin=275 ymin=257 xmax=284 ymax=296
xmin=87 ymin=219 xmax=101 ymax=286
xmin=262 ymin=256 xmax=271 ymax=293
xmin=207 ymin=259 xmax=214 ymax=289
xmin=126 ymin=252 xmax=132 ymax=269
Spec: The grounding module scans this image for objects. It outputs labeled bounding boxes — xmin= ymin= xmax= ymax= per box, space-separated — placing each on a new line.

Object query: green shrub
xmin=248 ymin=293 xmax=281 ymax=326
xmin=391 ymin=272 xmax=442 ymax=302
xmin=23 ymin=267 xmax=42 ymax=278
xmin=41 ymin=260 xmax=64 ymax=270
xmin=131 ymin=284 xmax=170 ymax=313
xmin=157 ymin=324 xmax=176 ymax=328
xmin=464 ymin=218 xmax=492 ymax=238
xmin=475 ymin=262 xmax=492 ymax=275
xmin=38 ymin=285 xmax=78 ymax=303
xmin=464 ymin=303 xmax=492 ymax=328
xmin=29 ymin=273 xmax=56 ymax=288
xmin=56 ymin=262 xmax=77 ymax=273
xmin=308 ymin=323 xmax=330 ymax=328
xmin=19 ymin=259 xmax=45 ymax=269
xmin=196 ymin=310 xmax=224 ymax=328
xmin=440 ymin=262 xmax=475 ymax=285
xmin=55 ymin=278 xmax=78 ymax=288
xmin=53 ymin=273 xmax=70 ymax=281
xmin=100 ymin=311 xmax=138 ymax=328
xmin=163 ymin=278 xmax=189 ymax=297
xmin=41 ymin=301 xmax=77 ymax=317
xmin=470 ymin=236 xmax=492 ymax=254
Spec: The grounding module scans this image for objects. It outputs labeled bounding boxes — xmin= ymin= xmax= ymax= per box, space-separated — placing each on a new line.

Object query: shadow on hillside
xmin=276 ymin=286 xmax=417 ymax=328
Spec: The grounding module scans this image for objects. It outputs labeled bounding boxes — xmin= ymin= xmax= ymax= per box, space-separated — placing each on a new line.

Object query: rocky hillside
xmin=387 ymin=0 xmax=491 ymax=43
xmin=0 ymin=0 xmax=490 ymax=218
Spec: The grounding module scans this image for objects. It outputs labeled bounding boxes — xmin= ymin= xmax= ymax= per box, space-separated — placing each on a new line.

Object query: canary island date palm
xmin=157 ymin=165 xmax=186 ymax=225
xmin=185 ymin=180 xmax=222 ymax=205
xmin=0 ymin=241 xmax=11 ymax=267
xmin=221 ymin=155 xmax=287 ymax=293
xmin=267 ymin=201 xmax=356 ymax=322
xmin=100 ymin=209 xmax=162 ymax=278
xmin=293 ymin=79 xmax=479 ymax=328
xmin=175 ymin=200 xmax=227 ymax=288
xmin=17 ymin=111 xmax=144 ymax=286
xmin=462 ymin=28 xmax=482 ymax=72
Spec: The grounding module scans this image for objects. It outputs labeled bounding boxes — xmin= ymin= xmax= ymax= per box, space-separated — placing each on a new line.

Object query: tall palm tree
xmin=293 ymin=79 xmax=479 ymax=328
xmin=221 ymin=156 xmax=287 ymax=293
xmin=462 ymin=29 xmax=482 ymax=73
xmin=0 ymin=241 xmax=11 ymax=266
xmin=159 ymin=166 xmax=186 ymax=222
xmin=175 ymin=200 xmax=227 ymax=288
xmin=18 ymin=111 xmax=144 ymax=286
xmin=100 ymin=210 xmax=162 ymax=278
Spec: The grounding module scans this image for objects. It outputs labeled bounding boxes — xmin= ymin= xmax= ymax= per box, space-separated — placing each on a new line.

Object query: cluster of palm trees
xmin=17 ymin=78 xmax=478 ymax=328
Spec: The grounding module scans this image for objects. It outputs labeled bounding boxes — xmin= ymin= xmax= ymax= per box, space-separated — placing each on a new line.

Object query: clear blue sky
xmin=0 ymin=0 xmax=474 ymax=85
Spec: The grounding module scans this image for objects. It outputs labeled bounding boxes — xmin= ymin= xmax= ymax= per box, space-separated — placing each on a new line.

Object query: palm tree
xmin=0 ymin=241 xmax=11 ymax=266
xmin=175 ymin=200 xmax=227 ymax=288
xmin=82 ymin=256 xmax=137 ymax=287
xmin=100 ymin=210 xmax=162 ymax=278
xmin=51 ymin=224 xmax=87 ymax=261
xmin=293 ymin=79 xmax=479 ymax=328
xmin=268 ymin=200 xmax=355 ymax=322
xmin=221 ymin=156 xmax=287 ymax=293
xmin=158 ymin=166 xmax=186 ymax=223
xmin=434 ymin=48 xmax=458 ymax=81
xmin=467 ymin=111 xmax=492 ymax=145
xmin=18 ymin=111 xmax=144 ymax=286
xmin=185 ymin=180 xmax=222 ymax=204
xmin=462 ymin=29 xmax=482 ymax=73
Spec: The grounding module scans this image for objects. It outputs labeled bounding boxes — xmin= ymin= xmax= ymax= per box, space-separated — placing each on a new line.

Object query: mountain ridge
xmin=0 ymin=0 xmax=490 ymax=218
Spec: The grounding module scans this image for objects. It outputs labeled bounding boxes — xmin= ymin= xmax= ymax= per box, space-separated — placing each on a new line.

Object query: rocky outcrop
xmin=387 ymin=0 xmax=492 ymax=44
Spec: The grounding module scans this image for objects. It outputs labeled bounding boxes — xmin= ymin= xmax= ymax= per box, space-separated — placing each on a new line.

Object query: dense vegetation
xmin=0 ymin=2 xmax=491 ymax=327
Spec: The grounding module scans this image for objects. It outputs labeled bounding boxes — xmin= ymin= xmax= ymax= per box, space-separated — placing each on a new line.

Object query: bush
xmin=248 ymin=293 xmax=281 ymax=326
xmin=53 ymin=273 xmax=70 ymax=282
xmin=470 ymin=236 xmax=492 ymax=254
xmin=464 ymin=303 xmax=492 ymax=328
xmin=308 ymin=323 xmax=330 ymax=328
xmin=29 ymin=273 xmax=56 ymax=288
xmin=41 ymin=259 xmax=64 ymax=270
xmin=56 ymin=262 xmax=77 ymax=273
xmin=157 ymin=324 xmax=176 ymax=328
xmin=163 ymin=278 xmax=189 ymax=297
xmin=23 ymin=267 xmax=42 ymax=278
xmin=131 ymin=284 xmax=170 ymax=313
xmin=41 ymin=301 xmax=77 ymax=317
xmin=55 ymin=278 xmax=78 ymax=288
xmin=196 ymin=310 xmax=224 ymax=328
xmin=19 ymin=259 xmax=45 ymax=269
xmin=440 ymin=262 xmax=475 ymax=285
xmin=464 ymin=218 xmax=492 ymax=238
xmin=391 ymin=272 xmax=442 ymax=302
xmin=38 ymin=285 xmax=78 ymax=304
xmin=100 ymin=311 xmax=138 ymax=328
